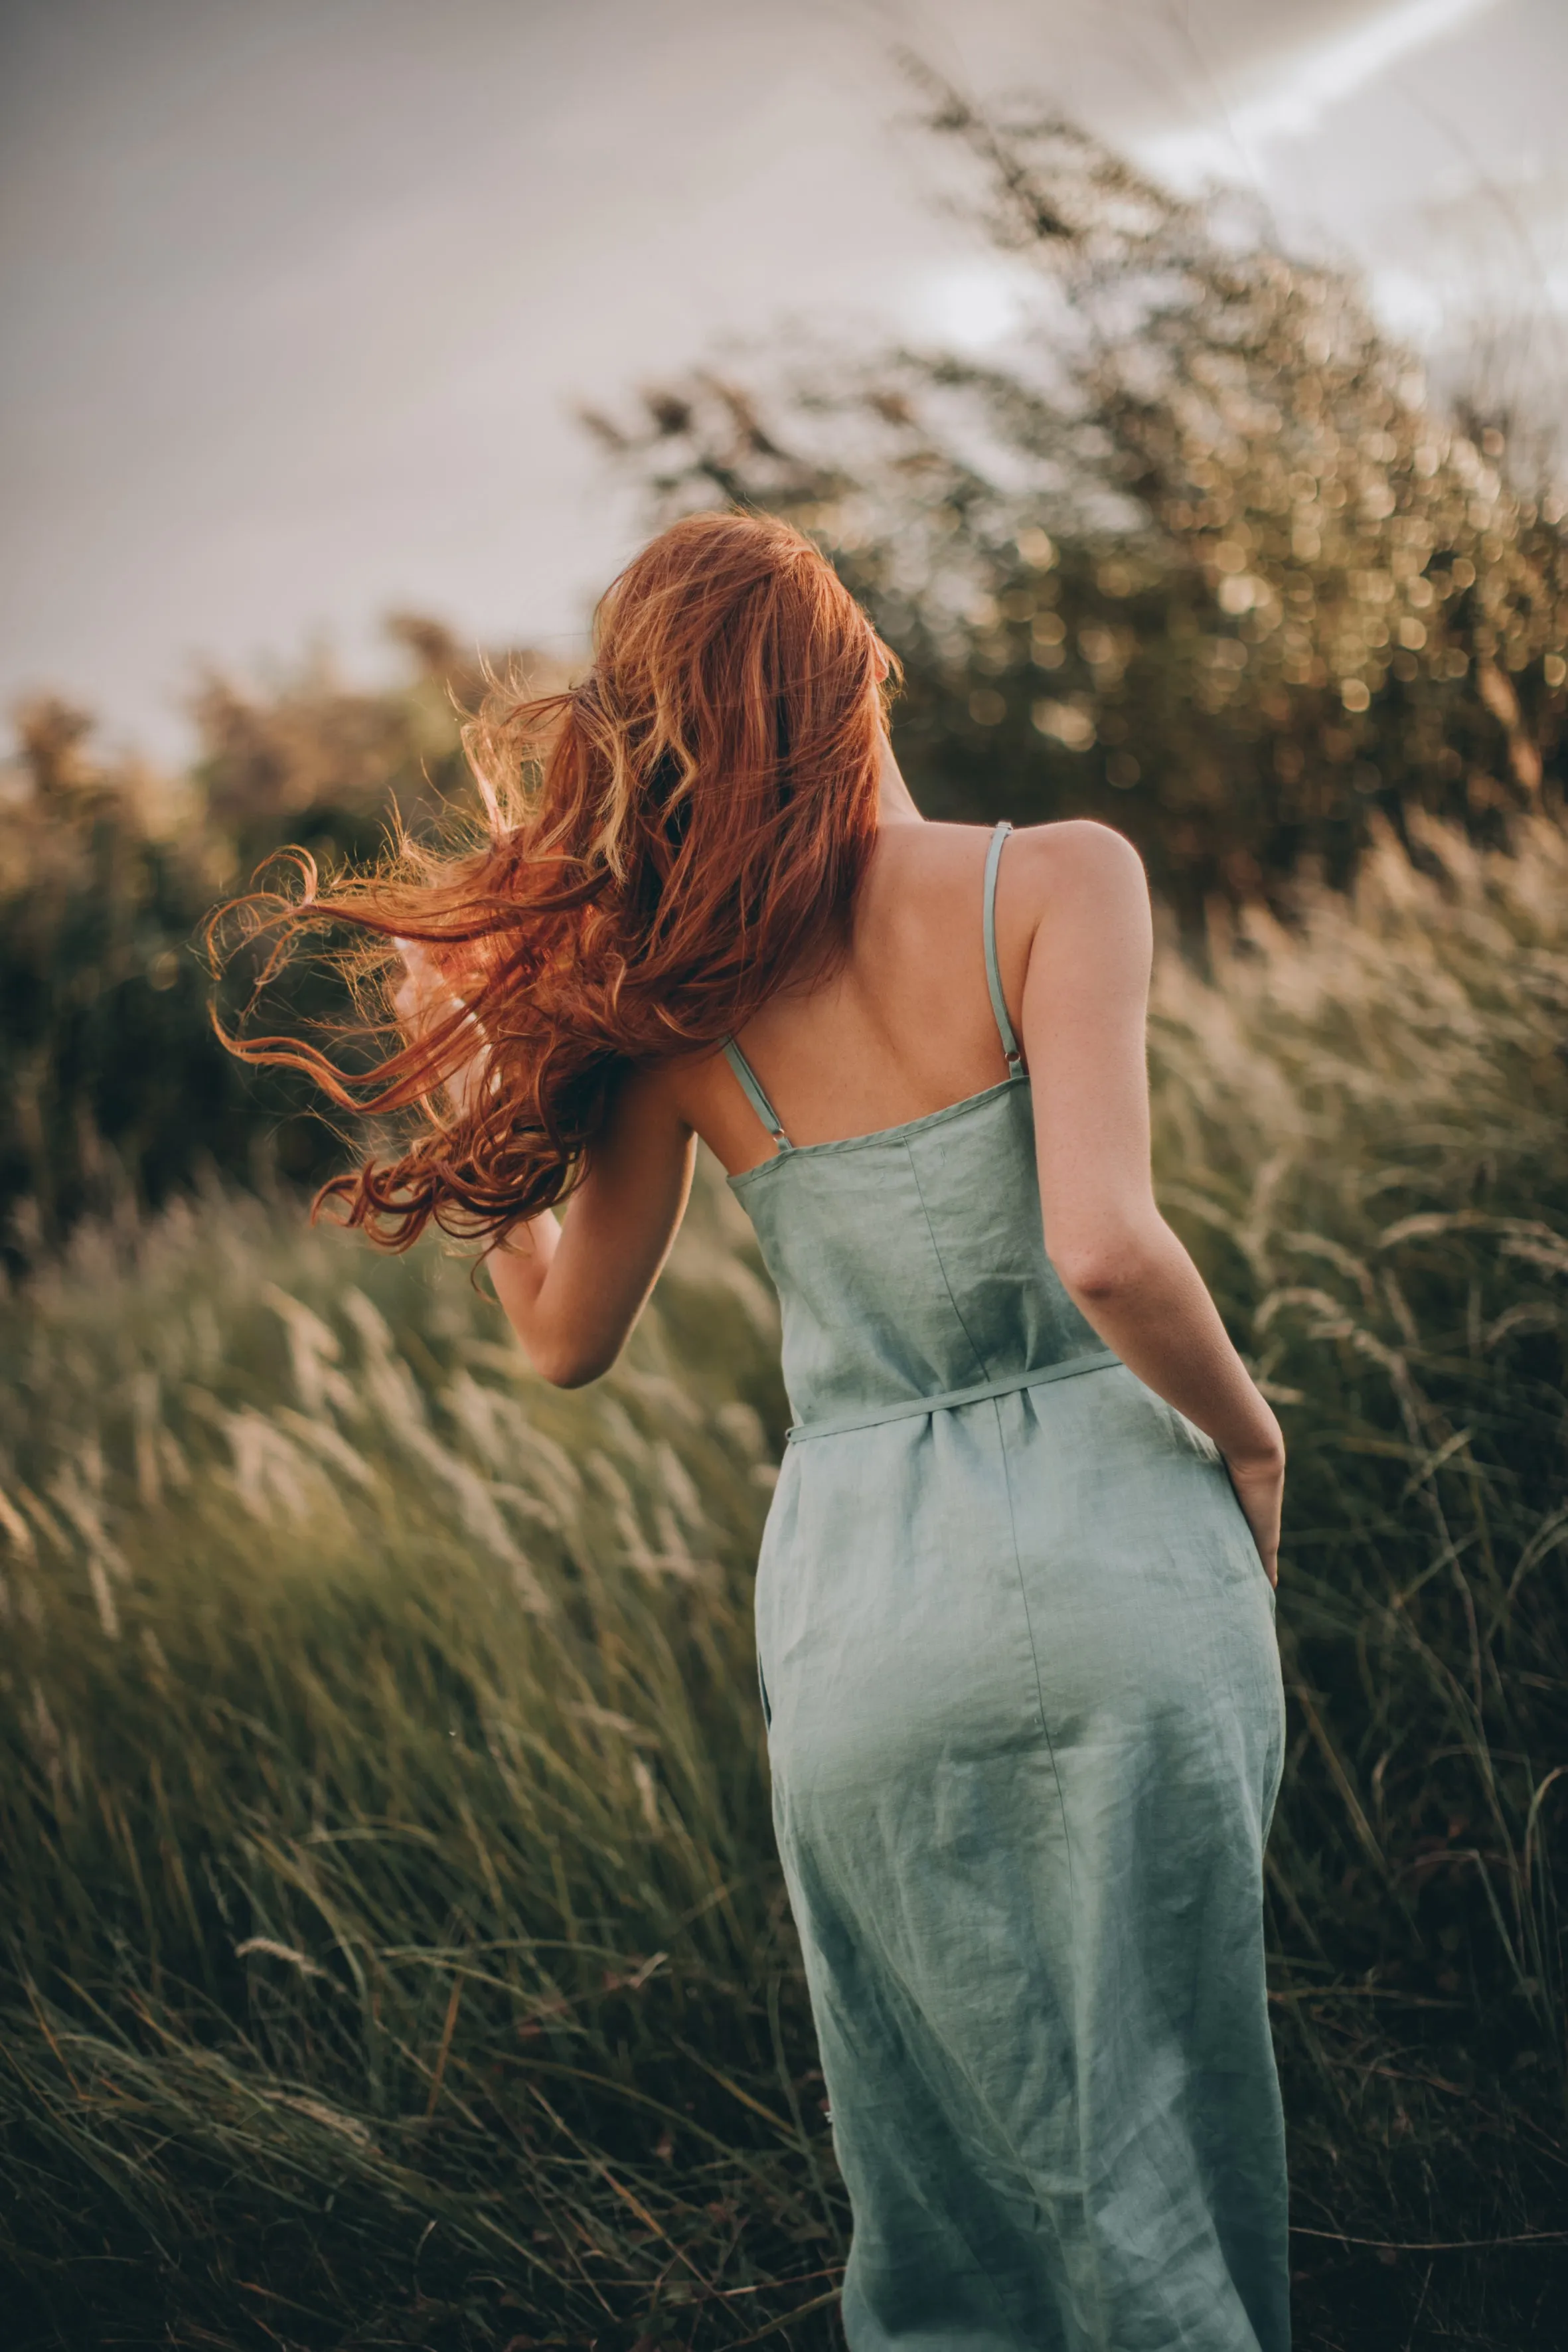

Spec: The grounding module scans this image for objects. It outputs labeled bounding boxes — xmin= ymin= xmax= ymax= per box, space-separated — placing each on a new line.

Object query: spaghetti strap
xmin=982 ymin=821 xmax=1023 ymax=1073
xmin=723 ymin=1038 xmax=793 ymax=1151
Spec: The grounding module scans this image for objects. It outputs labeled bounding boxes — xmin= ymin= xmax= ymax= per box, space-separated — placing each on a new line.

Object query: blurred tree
xmin=586 ymin=87 xmax=1568 ymax=924
xmin=10 ymin=84 xmax=1568 ymax=1253
xmin=0 ymin=696 xmax=230 ymax=1253
xmin=192 ymin=616 xmax=494 ymax=882
xmin=0 ymin=628 xmax=569 ymax=1259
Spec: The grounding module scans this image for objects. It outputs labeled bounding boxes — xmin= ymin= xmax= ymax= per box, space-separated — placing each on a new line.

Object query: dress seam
xmin=904 ymin=1141 xmax=992 ymax=1385
xmin=726 ymin=1074 xmax=1026 ymax=1189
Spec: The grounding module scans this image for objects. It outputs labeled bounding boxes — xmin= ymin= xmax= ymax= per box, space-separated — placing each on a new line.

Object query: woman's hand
xmin=392 ymin=939 xmax=487 ymax=1121
xmin=1222 ymin=1434 xmax=1285 ymax=1589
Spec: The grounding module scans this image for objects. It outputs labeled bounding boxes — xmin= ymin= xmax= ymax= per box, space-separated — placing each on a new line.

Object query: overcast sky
xmin=3 ymin=0 xmax=1565 ymax=761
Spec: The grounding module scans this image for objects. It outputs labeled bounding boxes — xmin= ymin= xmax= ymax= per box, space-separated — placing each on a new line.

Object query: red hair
xmin=216 ymin=510 xmax=898 ymax=1247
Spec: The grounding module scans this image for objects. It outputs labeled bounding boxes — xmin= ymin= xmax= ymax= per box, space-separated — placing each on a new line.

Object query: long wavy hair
xmin=215 ymin=510 xmax=899 ymax=1249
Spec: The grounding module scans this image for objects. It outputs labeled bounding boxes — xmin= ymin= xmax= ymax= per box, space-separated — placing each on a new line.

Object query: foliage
xmin=588 ymin=89 xmax=1568 ymax=924
xmin=10 ymin=94 xmax=1568 ymax=1268
xmin=0 ymin=626 xmax=565 ymax=1259
xmin=3 ymin=820 xmax=1567 ymax=2347
xmin=1 ymin=1166 xmax=815 ymax=2348
xmin=4 ymin=78 xmax=1568 ymax=2345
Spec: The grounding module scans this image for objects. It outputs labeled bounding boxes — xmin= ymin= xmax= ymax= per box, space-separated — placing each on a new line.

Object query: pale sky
xmin=3 ymin=0 xmax=1564 ymax=761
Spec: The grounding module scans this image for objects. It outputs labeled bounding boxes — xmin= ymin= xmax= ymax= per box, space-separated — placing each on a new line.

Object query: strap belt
xmin=786 ymin=1348 xmax=1119 ymax=1443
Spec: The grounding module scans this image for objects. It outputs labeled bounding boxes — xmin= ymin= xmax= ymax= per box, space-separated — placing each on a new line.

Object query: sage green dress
xmin=723 ymin=823 xmax=1289 ymax=2352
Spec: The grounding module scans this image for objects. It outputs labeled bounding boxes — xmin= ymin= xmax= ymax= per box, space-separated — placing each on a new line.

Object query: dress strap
xmin=982 ymin=821 xmax=1023 ymax=1073
xmin=723 ymin=1038 xmax=792 ymax=1152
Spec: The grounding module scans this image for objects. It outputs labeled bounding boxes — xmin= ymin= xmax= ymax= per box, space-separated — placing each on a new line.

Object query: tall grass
xmin=0 ymin=1172 xmax=832 ymax=2347
xmin=2 ymin=820 xmax=1567 ymax=2347
xmin=1153 ymin=815 xmax=1568 ymax=2345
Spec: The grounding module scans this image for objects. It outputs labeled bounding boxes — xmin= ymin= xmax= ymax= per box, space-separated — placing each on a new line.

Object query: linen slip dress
xmin=720 ymin=823 xmax=1291 ymax=2352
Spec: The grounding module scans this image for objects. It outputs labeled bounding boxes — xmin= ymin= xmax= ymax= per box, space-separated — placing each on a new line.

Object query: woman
xmin=237 ymin=510 xmax=1289 ymax=2351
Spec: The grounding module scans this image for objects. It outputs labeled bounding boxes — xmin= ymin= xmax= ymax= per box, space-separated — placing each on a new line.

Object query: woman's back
xmin=704 ymin=821 xmax=1113 ymax=1439
xmin=680 ymin=813 xmax=1050 ymax=1177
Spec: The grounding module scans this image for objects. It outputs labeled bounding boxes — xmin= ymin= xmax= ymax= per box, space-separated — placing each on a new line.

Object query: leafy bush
xmin=0 ymin=627 xmax=566 ymax=1259
xmin=11 ymin=97 xmax=1568 ymax=1270
xmin=591 ymin=90 xmax=1568 ymax=923
xmin=3 ymin=820 xmax=1565 ymax=2347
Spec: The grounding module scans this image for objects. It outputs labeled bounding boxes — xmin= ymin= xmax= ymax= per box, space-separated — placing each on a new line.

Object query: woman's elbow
xmin=542 ymin=1356 xmax=607 ymax=1391
xmin=516 ymin=1329 xmax=616 ymax=1389
xmin=1052 ymin=1252 xmax=1125 ymax=1306
xmin=1049 ymin=1228 xmax=1160 ymax=1305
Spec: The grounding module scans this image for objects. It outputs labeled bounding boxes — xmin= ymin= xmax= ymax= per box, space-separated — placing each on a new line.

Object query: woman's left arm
xmin=484 ymin=1067 xmax=696 ymax=1387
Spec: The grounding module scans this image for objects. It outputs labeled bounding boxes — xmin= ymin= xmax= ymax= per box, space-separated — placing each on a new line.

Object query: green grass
xmin=1151 ymin=815 xmax=1568 ymax=2346
xmin=3 ymin=817 xmax=1567 ymax=2348
xmin=0 ymin=1173 xmax=832 ymax=2347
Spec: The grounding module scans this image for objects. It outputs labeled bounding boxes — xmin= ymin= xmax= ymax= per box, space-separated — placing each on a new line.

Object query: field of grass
xmin=3 ymin=817 xmax=1567 ymax=2349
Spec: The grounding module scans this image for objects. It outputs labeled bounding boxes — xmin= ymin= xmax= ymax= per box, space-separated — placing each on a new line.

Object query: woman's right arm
xmin=392 ymin=943 xmax=695 ymax=1389
xmin=1014 ymin=822 xmax=1285 ymax=1583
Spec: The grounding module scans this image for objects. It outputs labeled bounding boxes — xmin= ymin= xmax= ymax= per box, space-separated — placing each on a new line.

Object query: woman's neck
xmin=876 ymin=734 xmax=924 ymax=825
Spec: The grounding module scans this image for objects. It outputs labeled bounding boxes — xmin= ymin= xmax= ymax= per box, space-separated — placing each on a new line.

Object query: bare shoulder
xmin=1004 ymin=821 xmax=1151 ymax=1000
xmin=1006 ymin=818 xmax=1147 ymax=907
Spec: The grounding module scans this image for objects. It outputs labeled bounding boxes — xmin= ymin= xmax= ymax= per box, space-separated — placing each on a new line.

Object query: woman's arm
xmin=1014 ymin=823 xmax=1285 ymax=1582
xmin=483 ymin=1071 xmax=696 ymax=1387
xmin=392 ymin=944 xmax=695 ymax=1387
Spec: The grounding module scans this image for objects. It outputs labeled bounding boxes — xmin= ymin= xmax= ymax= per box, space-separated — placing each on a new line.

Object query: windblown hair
xmin=216 ymin=510 xmax=898 ymax=1249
